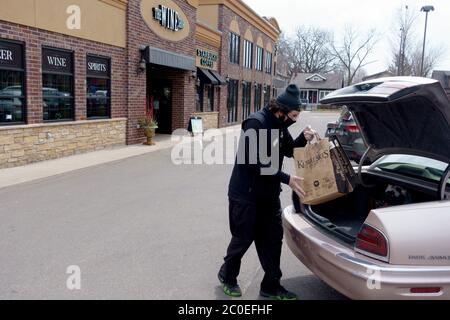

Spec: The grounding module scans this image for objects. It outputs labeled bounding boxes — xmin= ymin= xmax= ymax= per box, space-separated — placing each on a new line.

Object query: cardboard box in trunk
xmin=294 ymin=135 xmax=357 ymax=205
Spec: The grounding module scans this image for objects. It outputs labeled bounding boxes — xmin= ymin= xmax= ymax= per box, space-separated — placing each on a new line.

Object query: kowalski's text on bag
xmin=293 ymin=135 xmax=356 ymax=206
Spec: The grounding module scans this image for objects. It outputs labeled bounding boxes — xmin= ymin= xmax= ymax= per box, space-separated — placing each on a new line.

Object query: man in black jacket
xmin=218 ymin=84 xmax=316 ymax=300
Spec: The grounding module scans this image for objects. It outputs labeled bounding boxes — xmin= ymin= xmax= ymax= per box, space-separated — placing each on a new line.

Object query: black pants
xmin=220 ymin=197 xmax=283 ymax=292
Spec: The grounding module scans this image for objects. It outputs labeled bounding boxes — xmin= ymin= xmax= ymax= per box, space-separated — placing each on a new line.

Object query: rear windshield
xmin=372 ymin=155 xmax=450 ymax=186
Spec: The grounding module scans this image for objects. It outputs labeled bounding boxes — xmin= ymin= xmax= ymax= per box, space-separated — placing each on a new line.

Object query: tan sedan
xmin=284 ymin=77 xmax=450 ymax=300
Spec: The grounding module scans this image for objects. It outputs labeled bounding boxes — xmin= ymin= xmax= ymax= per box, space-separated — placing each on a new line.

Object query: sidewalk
xmin=0 ymin=125 xmax=241 ymax=190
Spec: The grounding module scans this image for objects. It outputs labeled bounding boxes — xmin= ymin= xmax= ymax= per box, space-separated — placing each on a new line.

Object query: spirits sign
xmin=153 ymin=5 xmax=185 ymax=31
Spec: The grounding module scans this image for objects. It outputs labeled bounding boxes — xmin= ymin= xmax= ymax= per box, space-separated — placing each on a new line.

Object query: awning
xmin=197 ymin=68 xmax=218 ymax=85
xmin=142 ymin=46 xmax=196 ymax=71
xmin=209 ymin=70 xmax=227 ymax=85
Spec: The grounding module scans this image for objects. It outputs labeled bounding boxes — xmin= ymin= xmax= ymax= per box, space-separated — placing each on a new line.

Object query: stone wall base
xmin=0 ymin=118 xmax=127 ymax=169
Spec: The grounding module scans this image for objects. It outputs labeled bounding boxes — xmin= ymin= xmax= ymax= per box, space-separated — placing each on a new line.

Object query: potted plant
xmin=138 ymin=115 xmax=158 ymax=146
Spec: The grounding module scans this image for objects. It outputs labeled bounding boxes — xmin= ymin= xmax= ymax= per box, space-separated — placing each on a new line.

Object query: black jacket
xmin=228 ymin=106 xmax=307 ymax=203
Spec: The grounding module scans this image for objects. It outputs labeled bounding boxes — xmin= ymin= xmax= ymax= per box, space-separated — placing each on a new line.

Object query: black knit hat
xmin=276 ymin=84 xmax=302 ymax=111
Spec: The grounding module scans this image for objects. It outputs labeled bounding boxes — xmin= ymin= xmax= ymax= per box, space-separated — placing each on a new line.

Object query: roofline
xmin=198 ymin=0 xmax=281 ymax=41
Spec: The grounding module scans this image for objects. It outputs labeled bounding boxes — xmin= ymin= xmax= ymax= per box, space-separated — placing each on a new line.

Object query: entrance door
xmin=151 ymin=80 xmax=172 ymax=134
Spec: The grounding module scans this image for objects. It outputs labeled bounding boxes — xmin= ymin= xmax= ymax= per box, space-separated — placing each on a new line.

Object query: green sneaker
xmin=218 ymin=273 xmax=242 ymax=298
xmin=260 ymin=286 xmax=298 ymax=301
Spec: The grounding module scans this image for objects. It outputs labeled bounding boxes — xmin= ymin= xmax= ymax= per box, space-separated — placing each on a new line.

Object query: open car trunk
xmin=295 ymin=171 xmax=439 ymax=245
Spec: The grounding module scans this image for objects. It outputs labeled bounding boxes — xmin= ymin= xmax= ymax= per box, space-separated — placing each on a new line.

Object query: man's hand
xmin=289 ymin=176 xmax=306 ymax=198
xmin=303 ymin=126 xmax=317 ymax=142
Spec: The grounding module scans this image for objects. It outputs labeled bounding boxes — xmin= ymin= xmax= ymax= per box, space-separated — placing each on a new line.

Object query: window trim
xmin=42 ymin=46 xmax=75 ymax=122
xmin=0 ymin=39 xmax=27 ymax=126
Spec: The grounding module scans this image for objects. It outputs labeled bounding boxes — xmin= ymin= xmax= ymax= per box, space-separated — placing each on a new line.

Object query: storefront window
xmin=196 ymin=84 xmax=204 ymax=112
xmin=242 ymin=82 xmax=251 ymax=120
xmin=227 ymin=79 xmax=238 ymax=123
xmin=229 ymin=32 xmax=241 ymax=65
xmin=0 ymin=40 xmax=25 ymax=124
xmin=264 ymin=85 xmax=271 ymax=106
xmin=87 ymin=55 xmax=111 ymax=119
xmin=42 ymin=48 xmax=74 ymax=121
xmin=206 ymin=85 xmax=214 ymax=112
xmin=254 ymin=84 xmax=262 ymax=111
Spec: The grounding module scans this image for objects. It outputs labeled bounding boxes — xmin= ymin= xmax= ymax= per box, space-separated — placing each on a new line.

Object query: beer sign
xmin=0 ymin=40 xmax=23 ymax=70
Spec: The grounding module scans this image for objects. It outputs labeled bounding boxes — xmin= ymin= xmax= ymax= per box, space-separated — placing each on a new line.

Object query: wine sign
xmin=42 ymin=48 xmax=73 ymax=74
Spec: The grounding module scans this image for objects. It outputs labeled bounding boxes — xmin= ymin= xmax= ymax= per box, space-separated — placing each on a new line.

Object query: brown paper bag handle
xmin=307 ymin=132 xmax=322 ymax=144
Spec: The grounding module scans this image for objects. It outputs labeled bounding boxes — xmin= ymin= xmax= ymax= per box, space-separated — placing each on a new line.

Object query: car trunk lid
xmin=321 ymin=77 xmax=450 ymax=164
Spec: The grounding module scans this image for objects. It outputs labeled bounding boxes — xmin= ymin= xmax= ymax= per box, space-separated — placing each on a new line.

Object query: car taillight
xmin=345 ymin=124 xmax=359 ymax=133
xmin=410 ymin=287 xmax=441 ymax=294
xmin=356 ymin=224 xmax=388 ymax=260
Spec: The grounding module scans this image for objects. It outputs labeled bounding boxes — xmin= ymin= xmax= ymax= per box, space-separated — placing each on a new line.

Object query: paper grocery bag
xmin=294 ymin=136 xmax=355 ymax=206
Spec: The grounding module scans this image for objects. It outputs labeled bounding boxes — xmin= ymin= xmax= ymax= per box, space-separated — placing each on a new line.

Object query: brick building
xmin=0 ymin=0 xmax=280 ymax=168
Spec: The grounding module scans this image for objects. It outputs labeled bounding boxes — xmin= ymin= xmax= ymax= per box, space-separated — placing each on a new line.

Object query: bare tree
xmin=388 ymin=5 xmax=417 ymax=76
xmin=290 ymin=26 xmax=335 ymax=74
xmin=331 ymin=26 xmax=378 ymax=86
xmin=410 ymin=42 xmax=446 ymax=77
xmin=276 ymin=33 xmax=295 ymax=78
xmin=276 ymin=27 xmax=335 ymax=77
xmin=388 ymin=5 xmax=446 ymax=77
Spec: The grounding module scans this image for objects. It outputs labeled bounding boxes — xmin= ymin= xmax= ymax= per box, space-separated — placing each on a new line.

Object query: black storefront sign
xmin=0 ymin=40 xmax=23 ymax=70
xmin=196 ymin=49 xmax=218 ymax=69
xmin=87 ymin=55 xmax=110 ymax=78
xmin=42 ymin=48 xmax=73 ymax=74
xmin=153 ymin=5 xmax=185 ymax=31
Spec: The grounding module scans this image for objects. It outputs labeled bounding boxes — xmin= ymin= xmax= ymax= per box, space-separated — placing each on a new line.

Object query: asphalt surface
xmin=0 ymin=111 xmax=347 ymax=300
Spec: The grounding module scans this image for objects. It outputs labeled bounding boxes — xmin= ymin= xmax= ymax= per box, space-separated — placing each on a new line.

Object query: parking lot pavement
xmin=0 ymin=111 xmax=346 ymax=300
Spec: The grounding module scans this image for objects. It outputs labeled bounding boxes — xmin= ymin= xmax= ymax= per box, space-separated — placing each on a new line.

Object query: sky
xmin=243 ymin=0 xmax=450 ymax=75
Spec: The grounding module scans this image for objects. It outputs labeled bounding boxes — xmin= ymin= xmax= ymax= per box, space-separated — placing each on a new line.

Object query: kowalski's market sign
xmin=196 ymin=49 xmax=218 ymax=70
xmin=141 ymin=0 xmax=190 ymax=42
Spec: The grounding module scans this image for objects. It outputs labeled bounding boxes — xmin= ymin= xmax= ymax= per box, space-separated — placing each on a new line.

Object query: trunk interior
xmin=294 ymin=173 xmax=439 ymax=244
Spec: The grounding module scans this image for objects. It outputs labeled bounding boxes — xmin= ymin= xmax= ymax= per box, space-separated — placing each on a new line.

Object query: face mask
xmin=283 ymin=115 xmax=296 ymax=128
xmin=277 ymin=113 xmax=296 ymax=128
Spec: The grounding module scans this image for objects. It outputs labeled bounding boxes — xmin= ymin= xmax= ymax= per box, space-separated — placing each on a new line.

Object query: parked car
xmin=325 ymin=106 xmax=369 ymax=164
xmin=0 ymin=86 xmax=24 ymax=122
xmin=0 ymin=85 xmax=23 ymax=97
xmin=284 ymin=77 xmax=450 ymax=300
